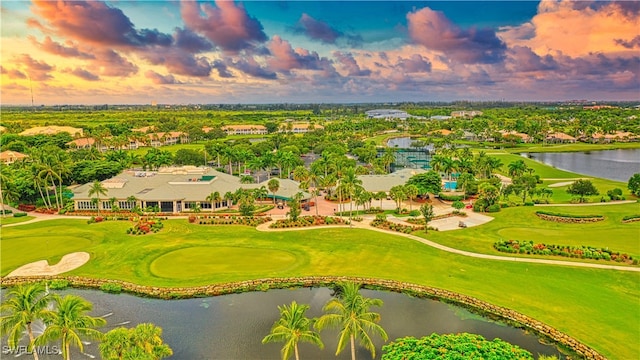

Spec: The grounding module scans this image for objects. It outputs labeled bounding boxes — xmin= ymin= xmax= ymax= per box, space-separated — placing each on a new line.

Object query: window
xmin=77 ymin=201 xmax=97 ymax=210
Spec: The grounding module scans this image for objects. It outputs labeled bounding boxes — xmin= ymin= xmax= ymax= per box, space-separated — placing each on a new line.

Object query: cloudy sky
xmin=1 ymin=1 xmax=638 ymax=105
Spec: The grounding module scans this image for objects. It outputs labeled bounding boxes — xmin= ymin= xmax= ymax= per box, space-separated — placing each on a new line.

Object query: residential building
xmin=451 ymin=111 xmax=483 ymax=118
xmin=279 ymin=123 xmax=324 ymax=133
xmin=546 ymin=132 xmax=576 ymax=143
xmin=220 ymin=125 xmax=268 ymax=135
xmin=366 ymin=109 xmax=411 ymax=120
xmin=71 ymin=166 xmax=308 ymax=213
xmin=358 ymin=169 xmax=426 ymax=193
xmin=0 ymin=150 xmax=28 ymax=165
xmin=19 ymin=126 xmax=84 ymax=137
xmin=147 ymin=132 xmax=188 ymax=147
xmin=499 ymin=130 xmax=532 ymax=143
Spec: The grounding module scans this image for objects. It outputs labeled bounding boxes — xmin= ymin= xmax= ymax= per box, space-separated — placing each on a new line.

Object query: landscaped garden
xmin=1 ymin=218 xmax=639 ymax=359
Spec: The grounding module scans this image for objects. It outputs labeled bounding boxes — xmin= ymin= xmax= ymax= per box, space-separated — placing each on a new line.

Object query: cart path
xmin=257 ymin=217 xmax=640 ymax=272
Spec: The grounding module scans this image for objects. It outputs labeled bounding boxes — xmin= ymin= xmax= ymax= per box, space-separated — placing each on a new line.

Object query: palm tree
xmin=381 ymin=148 xmax=395 ymax=173
xmin=389 ymin=185 xmax=406 ymax=211
xmin=35 ymin=295 xmax=106 ymax=360
xmin=206 ymin=191 xmax=221 ymax=211
xmin=224 ymin=191 xmax=234 ymax=208
xmin=507 ymin=159 xmax=528 ymax=178
xmin=374 ymin=191 xmax=387 ymax=210
xmin=315 ymin=282 xmax=388 ymax=360
xmin=240 ymin=175 xmax=255 ymax=184
xmin=0 ymin=283 xmax=52 ymax=360
xmin=101 ymin=323 xmax=173 ymax=360
xmin=253 ymin=186 xmax=269 ymax=203
xmin=404 ymin=184 xmax=419 ymax=212
xmin=268 ymin=178 xmax=280 ymax=205
xmin=339 ymin=168 xmax=363 ymax=221
xmin=262 ymin=301 xmax=324 ymax=360
xmin=88 ymin=180 xmax=108 ymax=216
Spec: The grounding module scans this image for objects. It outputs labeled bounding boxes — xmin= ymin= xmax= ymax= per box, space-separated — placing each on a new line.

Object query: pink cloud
xmin=396 ymin=54 xmax=432 ymax=73
xmin=144 ymin=70 xmax=182 ymax=84
xmin=407 ymin=7 xmax=506 ymax=64
xmin=267 ymin=35 xmax=333 ymax=74
xmin=15 ymin=54 xmax=55 ymax=80
xmin=29 ymin=36 xmax=95 ymax=59
xmin=295 ymin=13 xmax=341 ymax=44
xmin=181 ymin=0 xmax=267 ymax=53
xmin=91 ymin=49 xmax=138 ymax=77
xmin=1 ymin=66 xmax=27 ymax=80
xmin=30 ymin=0 xmax=172 ymax=47
xmin=333 ymin=51 xmax=371 ymax=76
xmin=63 ymin=67 xmax=100 ymax=81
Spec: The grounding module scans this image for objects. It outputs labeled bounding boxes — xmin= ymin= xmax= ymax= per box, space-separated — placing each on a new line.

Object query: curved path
xmin=258 ymin=217 xmax=640 ymax=272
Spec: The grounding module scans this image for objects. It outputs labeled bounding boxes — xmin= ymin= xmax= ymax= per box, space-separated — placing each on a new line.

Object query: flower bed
xmin=127 ymin=218 xmax=164 ymax=235
xmin=494 ymin=240 xmax=637 ymax=265
xmin=622 ymin=214 xmax=640 ymax=223
xmin=191 ymin=215 xmax=272 ymax=226
xmin=269 ymin=215 xmax=346 ymax=228
xmin=406 ymin=211 xmax=467 ymax=225
xmin=371 ymin=217 xmax=424 ymax=234
xmin=535 ymin=211 xmax=604 ymax=223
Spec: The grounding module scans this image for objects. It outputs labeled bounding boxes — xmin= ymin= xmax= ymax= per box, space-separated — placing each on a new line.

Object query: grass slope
xmin=425 ymin=203 xmax=640 ymax=258
xmin=1 ymin=219 xmax=639 ymax=359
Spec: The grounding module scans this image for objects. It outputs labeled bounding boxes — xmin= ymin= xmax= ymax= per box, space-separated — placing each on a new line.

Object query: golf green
xmin=149 ymin=246 xmax=299 ymax=278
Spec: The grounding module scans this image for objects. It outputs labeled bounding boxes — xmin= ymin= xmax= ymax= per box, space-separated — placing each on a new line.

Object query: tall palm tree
xmin=268 ymin=178 xmax=280 ymax=205
xmin=404 ymin=184 xmax=419 ymax=212
xmin=35 ymin=295 xmax=106 ymax=360
xmin=315 ymin=282 xmax=388 ymax=360
xmin=339 ymin=168 xmax=363 ymax=221
xmin=88 ymin=180 xmax=108 ymax=216
xmin=381 ymin=148 xmax=395 ymax=173
xmin=374 ymin=191 xmax=387 ymax=210
xmin=262 ymin=301 xmax=324 ymax=360
xmin=0 ymin=283 xmax=52 ymax=360
xmin=206 ymin=191 xmax=221 ymax=211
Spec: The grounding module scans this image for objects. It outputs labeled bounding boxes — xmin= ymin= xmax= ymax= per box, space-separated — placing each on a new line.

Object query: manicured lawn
xmin=1 ymin=219 xmax=639 ymax=359
xmin=424 ymin=203 xmax=640 ymax=259
xmin=491 ymin=153 xmax=579 ymax=179
xmin=0 ymin=215 xmax=35 ymax=225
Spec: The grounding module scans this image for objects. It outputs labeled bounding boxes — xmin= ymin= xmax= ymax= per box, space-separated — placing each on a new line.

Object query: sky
xmin=1 ymin=0 xmax=638 ymax=105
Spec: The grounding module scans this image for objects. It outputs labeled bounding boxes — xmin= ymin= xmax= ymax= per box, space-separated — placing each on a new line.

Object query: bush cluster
xmin=494 ymin=239 xmax=636 ymax=264
xmin=269 ymin=215 xmax=346 ymax=228
xmin=371 ymin=217 xmax=424 ymax=234
xmin=13 ymin=212 xmax=27 ymax=218
xmin=622 ymin=214 xmax=640 ymax=222
xmin=100 ymin=283 xmax=123 ymax=293
xmin=193 ymin=215 xmax=272 ymax=226
xmin=127 ymin=218 xmax=164 ymax=235
xmin=535 ymin=210 xmax=603 ymax=219
xmin=438 ymin=193 xmax=465 ymax=201
xmin=48 ymin=279 xmax=69 ymax=290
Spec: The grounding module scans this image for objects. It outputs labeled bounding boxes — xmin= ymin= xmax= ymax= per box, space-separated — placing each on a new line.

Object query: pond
xmin=2 ymin=287 xmax=565 ymax=359
xmin=523 ymin=149 xmax=640 ymax=182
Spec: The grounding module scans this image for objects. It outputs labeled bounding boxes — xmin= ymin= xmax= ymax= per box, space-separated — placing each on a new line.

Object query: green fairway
xmin=0 ymin=216 xmax=35 ymax=225
xmin=150 ymin=246 xmax=300 ymax=279
xmin=1 ymin=219 xmax=639 ymax=359
xmin=425 ymin=203 xmax=640 ymax=259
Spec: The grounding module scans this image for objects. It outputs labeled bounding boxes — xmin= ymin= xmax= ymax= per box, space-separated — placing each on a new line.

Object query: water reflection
xmin=2 ymin=288 xmax=564 ymax=359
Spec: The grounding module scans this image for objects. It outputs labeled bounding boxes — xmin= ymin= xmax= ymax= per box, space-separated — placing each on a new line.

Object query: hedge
xmin=535 ymin=210 xmax=603 ymax=219
xmin=494 ymin=239 xmax=636 ymax=265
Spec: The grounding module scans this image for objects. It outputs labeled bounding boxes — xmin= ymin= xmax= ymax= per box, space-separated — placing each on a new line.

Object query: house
xmin=147 ymin=132 xmax=188 ymax=147
xmin=451 ymin=111 xmax=483 ymax=118
xmin=71 ymin=166 xmax=308 ymax=213
xmin=366 ymin=109 xmax=411 ymax=120
xmin=358 ymin=169 xmax=426 ymax=193
xmin=279 ymin=123 xmax=324 ymax=133
xmin=66 ymin=137 xmax=96 ymax=150
xmin=0 ymin=150 xmax=28 ymax=165
xmin=429 ymin=115 xmax=452 ymax=120
xmin=499 ymin=130 xmax=532 ymax=143
xmin=546 ymin=132 xmax=576 ymax=143
xmin=220 ymin=125 xmax=268 ymax=135
xmin=590 ymin=131 xmax=638 ymax=143
xmin=428 ymin=129 xmax=452 ymax=136
xmin=131 ymin=126 xmax=156 ymax=133
xmin=19 ymin=126 xmax=84 ymax=137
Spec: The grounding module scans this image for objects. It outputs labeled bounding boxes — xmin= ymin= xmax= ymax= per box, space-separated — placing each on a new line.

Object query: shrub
xmin=100 ymin=283 xmax=123 ymax=294
xmin=535 ymin=210 xmax=603 ymax=219
xmin=408 ymin=210 xmax=420 ymax=217
xmin=472 ymin=198 xmax=488 ymax=212
xmin=607 ymin=188 xmax=624 ymax=200
xmin=486 ymin=204 xmax=501 ymax=212
xmin=1 ymin=209 xmax=13 ymax=214
xmin=438 ymin=193 xmax=464 ymax=201
xmin=13 ymin=212 xmax=27 ymax=217
xmin=49 ymin=279 xmax=69 ymax=290
xmin=493 ymin=240 xmax=635 ymax=264
xmin=523 ymin=201 xmax=534 ymax=206
xmin=451 ymin=201 xmax=465 ymax=210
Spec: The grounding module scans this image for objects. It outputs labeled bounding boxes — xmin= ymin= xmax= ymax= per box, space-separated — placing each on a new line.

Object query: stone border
xmin=0 ymin=275 xmax=604 ymax=359
xmin=622 ymin=217 xmax=640 ymax=224
xmin=536 ymin=213 xmax=604 ymax=223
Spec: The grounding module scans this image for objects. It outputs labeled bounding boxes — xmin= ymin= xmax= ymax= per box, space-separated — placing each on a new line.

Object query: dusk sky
xmin=1 ymin=1 xmax=638 ymax=105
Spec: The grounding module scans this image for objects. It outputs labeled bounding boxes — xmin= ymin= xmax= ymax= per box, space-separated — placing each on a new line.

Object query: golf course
xmin=2 ymin=208 xmax=639 ymax=359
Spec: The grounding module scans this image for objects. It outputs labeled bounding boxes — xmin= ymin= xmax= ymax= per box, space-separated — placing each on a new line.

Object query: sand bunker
xmin=7 ymin=252 xmax=90 ymax=277
xmin=549 ymin=181 xmax=575 ymax=188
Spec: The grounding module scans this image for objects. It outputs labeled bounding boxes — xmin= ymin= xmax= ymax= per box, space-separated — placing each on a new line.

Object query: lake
xmin=524 ymin=149 xmax=640 ymax=182
xmin=2 ymin=288 xmax=564 ymax=359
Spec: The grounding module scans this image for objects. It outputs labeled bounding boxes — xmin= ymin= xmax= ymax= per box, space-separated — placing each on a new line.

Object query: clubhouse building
xmin=71 ymin=166 xmax=308 ymax=213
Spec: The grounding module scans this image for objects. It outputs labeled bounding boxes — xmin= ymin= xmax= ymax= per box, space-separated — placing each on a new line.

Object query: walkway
xmin=256 ymin=216 xmax=640 ymax=272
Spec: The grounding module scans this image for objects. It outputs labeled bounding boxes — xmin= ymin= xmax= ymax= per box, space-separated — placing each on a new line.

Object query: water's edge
xmin=1 ymin=275 xmax=604 ymax=359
